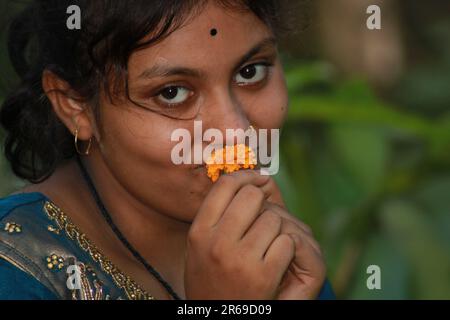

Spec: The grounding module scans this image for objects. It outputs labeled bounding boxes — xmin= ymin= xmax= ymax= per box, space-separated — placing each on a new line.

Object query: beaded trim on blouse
xmin=43 ymin=201 xmax=155 ymax=300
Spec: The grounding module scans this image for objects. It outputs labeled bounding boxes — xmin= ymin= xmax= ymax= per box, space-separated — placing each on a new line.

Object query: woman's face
xmin=94 ymin=1 xmax=289 ymax=222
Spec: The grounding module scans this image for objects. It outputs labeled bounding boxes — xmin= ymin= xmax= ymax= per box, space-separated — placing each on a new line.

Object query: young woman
xmin=0 ymin=0 xmax=334 ymax=300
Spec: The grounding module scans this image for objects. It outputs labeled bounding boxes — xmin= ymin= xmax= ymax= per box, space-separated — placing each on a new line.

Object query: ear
xmin=42 ymin=70 xmax=95 ymax=141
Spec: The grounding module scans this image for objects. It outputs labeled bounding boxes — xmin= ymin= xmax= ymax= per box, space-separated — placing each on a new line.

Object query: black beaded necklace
xmin=75 ymin=154 xmax=182 ymax=300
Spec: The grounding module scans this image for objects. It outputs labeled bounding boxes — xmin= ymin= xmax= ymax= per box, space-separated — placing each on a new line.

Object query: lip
xmin=193 ymin=164 xmax=205 ymax=170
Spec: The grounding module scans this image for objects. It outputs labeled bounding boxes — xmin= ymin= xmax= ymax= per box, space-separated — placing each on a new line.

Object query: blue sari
xmin=0 ymin=192 xmax=335 ymax=300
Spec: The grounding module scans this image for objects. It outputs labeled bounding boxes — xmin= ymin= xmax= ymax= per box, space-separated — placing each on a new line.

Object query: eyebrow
xmin=137 ymin=36 xmax=278 ymax=80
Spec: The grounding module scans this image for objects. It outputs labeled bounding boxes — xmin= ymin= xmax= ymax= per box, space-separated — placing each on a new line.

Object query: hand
xmin=185 ymin=170 xmax=295 ymax=299
xmin=260 ymin=177 xmax=327 ymax=300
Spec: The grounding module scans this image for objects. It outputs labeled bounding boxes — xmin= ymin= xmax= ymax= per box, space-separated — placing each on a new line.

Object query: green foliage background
xmin=277 ymin=62 xmax=450 ymax=299
xmin=1 ymin=1 xmax=449 ymax=299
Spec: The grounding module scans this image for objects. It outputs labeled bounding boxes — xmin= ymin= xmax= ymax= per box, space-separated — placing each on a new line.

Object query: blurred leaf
xmin=329 ymin=124 xmax=388 ymax=198
xmin=288 ymin=95 xmax=445 ymax=142
xmin=347 ymin=234 xmax=410 ymax=300
xmin=332 ymin=80 xmax=378 ymax=104
xmin=415 ymin=176 xmax=450 ymax=247
xmin=380 ymin=200 xmax=450 ymax=299
xmin=285 ymin=62 xmax=334 ymax=93
xmin=281 ymin=133 xmax=324 ymax=236
xmin=312 ymin=142 xmax=363 ymax=213
xmin=273 ymin=156 xmax=302 ymax=216
xmin=394 ymin=65 xmax=450 ymax=114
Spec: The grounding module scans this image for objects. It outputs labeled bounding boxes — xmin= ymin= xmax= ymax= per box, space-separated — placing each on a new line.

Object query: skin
xmin=20 ymin=1 xmax=326 ymax=299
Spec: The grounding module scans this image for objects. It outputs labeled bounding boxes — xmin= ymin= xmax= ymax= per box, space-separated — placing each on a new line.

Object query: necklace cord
xmin=75 ymin=154 xmax=182 ymax=300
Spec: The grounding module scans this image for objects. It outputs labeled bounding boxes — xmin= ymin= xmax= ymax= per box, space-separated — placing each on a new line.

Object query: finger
xmin=287 ymin=232 xmax=326 ymax=286
xmin=194 ymin=170 xmax=270 ymax=229
xmin=259 ymin=177 xmax=286 ymax=208
xmin=263 ymin=202 xmax=314 ymax=237
xmin=216 ymin=184 xmax=266 ymax=241
xmin=240 ymin=209 xmax=283 ymax=259
xmin=263 ymin=234 xmax=295 ymax=286
xmin=281 ymin=218 xmax=322 ymax=256
xmin=261 ymin=203 xmax=322 ymax=256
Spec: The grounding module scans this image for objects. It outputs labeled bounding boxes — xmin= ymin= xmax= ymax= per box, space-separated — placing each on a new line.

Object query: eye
xmin=235 ymin=63 xmax=271 ymax=86
xmin=155 ymin=86 xmax=193 ymax=106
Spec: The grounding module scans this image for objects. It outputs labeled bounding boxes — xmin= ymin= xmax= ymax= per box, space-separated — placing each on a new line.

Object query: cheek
xmin=97 ymin=105 xmax=202 ymax=220
xmin=246 ymin=67 xmax=289 ymax=129
xmin=97 ymin=106 xmax=182 ymax=202
xmin=99 ymin=106 xmax=174 ymax=166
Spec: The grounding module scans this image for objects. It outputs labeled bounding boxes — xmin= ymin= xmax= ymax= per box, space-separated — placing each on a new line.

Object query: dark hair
xmin=0 ymin=0 xmax=292 ymax=183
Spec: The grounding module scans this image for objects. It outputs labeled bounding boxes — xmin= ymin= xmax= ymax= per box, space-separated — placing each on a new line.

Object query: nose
xmin=204 ymin=88 xmax=250 ymax=146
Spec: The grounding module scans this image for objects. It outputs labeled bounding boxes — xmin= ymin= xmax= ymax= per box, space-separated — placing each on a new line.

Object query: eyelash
xmin=151 ymin=61 xmax=274 ymax=108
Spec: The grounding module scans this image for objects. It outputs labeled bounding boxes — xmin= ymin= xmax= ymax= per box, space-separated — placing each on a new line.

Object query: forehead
xmin=128 ymin=2 xmax=274 ymax=76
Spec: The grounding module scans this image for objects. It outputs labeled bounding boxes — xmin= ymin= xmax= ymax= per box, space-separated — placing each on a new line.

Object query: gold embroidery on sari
xmin=43 ymin=201 xmax=155 ymax=300
xmin=68 ymin=261 xmax=106 ymax=300
xmin=3 ymin=222 xmax=22 ymax=234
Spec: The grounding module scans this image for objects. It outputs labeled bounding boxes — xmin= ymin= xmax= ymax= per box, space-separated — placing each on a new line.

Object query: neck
xmin=77 ymin=150 xmax=190 ymax=294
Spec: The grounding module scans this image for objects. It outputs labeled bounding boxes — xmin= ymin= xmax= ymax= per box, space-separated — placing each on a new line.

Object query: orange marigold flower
xmin=205 ymin=144 xmax=257 ymax=182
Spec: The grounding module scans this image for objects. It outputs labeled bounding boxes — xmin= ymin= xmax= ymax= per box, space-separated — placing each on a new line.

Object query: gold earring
xmin=74 ymin=128 xmax=92 ymax=156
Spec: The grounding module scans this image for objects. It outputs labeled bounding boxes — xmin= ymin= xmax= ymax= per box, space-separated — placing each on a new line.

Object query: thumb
xmin=259 ymin=176 xmax=286 ymax=208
